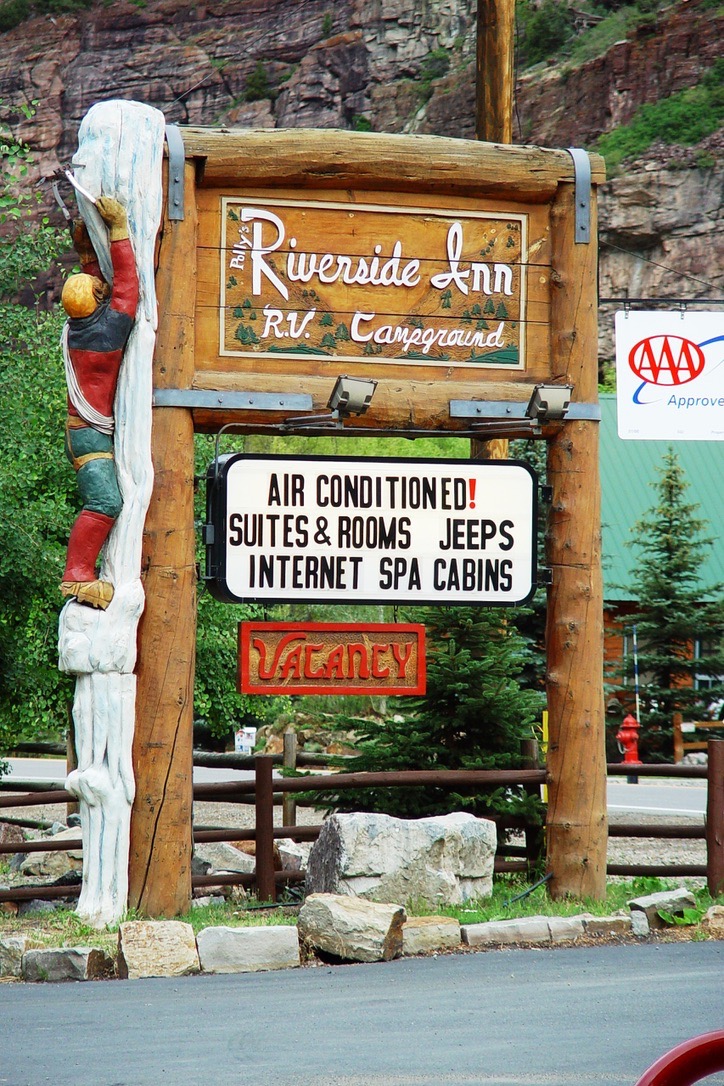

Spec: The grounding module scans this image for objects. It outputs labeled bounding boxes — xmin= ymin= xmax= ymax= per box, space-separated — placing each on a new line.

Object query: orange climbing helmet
xmin=61 ymin=273 xmax=108 ymax=318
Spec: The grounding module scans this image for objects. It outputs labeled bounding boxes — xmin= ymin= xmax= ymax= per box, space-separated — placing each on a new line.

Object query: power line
xmin=600 ymin=298 xmax=724 ymax=305
xmin=601 ymin=240 xmax=723 ymax=295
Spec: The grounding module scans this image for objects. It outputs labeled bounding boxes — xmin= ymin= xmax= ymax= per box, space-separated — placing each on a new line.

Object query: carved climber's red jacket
xmin=66 ymin=238 xmax=139 ymax=422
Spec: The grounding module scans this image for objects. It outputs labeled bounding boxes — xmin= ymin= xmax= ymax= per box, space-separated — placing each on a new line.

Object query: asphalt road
xmin=1 ymin=943 xmax=723 ymax=1086
xmin=607 ymin=779 xmax=707 ymax=817
xmin=3 ymin=757 xmax=254 ymax=787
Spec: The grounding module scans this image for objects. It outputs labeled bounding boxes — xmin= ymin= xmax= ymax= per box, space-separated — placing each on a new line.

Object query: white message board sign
xmin=206 ymin=455 xmax=538 ymax=605
xmin=615 ymin=310 xmax=724 ymax=440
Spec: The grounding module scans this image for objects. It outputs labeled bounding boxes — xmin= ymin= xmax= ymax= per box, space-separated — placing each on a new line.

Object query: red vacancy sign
xmin=239 ymin=622 xmax=426 ymax=696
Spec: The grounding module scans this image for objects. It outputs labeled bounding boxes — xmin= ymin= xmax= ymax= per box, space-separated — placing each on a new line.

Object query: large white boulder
xmin=305 ymin=811 xmax=496 ymax=906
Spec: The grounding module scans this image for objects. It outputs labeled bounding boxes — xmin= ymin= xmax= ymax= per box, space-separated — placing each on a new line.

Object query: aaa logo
xmin=628 ymin=335 xmax=705 ymax=386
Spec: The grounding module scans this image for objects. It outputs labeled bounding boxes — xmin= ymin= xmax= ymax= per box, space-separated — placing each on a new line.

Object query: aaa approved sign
xmin=206 ymin=455 xmax=537 ymax=605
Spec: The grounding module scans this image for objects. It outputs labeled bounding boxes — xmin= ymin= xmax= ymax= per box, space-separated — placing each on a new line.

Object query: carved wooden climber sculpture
xmin=60 ymin=196 xmax=139 ymax=610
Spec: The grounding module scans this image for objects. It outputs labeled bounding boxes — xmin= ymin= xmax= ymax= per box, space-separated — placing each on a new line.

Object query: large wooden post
xmin=476 ymin=0 xmax=515 ymax=144
xmin=545 ymin=183 xmax=607 ymax=899
xmin=129 ymin=161 xmax=198 ymax=916
xmin=474 ymin=0 xmax=514 ymax=464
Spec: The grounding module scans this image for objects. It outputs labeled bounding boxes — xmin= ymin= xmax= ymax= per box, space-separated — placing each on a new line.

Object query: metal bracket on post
xmin=164 ymin=124 xmax=185 ymax=221
xmin=449 ymin=399 xmax=601 ymax=422
xmin=153 ymin=389 xmax=313 ymax=411
xmin=566 ymin=147 xmax=591 ymax=244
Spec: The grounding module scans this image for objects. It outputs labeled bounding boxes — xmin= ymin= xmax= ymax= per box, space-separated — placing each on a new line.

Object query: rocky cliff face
xmin=1 ymin=0 xmax=721 ymax=356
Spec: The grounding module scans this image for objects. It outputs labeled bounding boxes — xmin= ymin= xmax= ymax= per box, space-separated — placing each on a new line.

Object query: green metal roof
xmin=600 ymin=393 xmax=724 ymax=601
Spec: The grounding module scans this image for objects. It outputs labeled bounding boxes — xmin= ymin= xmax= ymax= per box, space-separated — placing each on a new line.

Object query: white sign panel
xmin=206 ymin=455 xmax=537 ymax=605
xmin=615 ymin=310 xmax=724 ymax=440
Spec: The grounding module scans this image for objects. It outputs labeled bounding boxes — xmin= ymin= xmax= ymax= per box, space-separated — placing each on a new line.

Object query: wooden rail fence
xmin=1 ymin=740 xmax=723 ymax=905
xmin=673 ymin=714 xmax=724 ymax=765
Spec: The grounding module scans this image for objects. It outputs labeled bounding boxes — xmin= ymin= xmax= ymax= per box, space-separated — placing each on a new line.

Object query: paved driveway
xmin=1 ymin=942 xmax=723 ymax=1086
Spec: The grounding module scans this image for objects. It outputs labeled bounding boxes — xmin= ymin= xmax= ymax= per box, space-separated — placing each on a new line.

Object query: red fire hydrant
xmin=616 ymin=713 xmax=641 ymax=765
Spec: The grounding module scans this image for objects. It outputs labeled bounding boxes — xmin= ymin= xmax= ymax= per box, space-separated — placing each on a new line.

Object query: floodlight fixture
xmin=525 ymin=383 xmax=573 ymax=422
xmin=327 ymin=375 xmax=378 ymax=417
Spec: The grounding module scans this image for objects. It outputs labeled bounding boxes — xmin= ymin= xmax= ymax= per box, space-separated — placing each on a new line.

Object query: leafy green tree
xmin=622 ymin=449 xmax=724 ymax=760
xmin=193 ymin=590 xmax=291 ymax=746
xmin=193 ymin=435 xmax=290 ymax=745
xmin=314 ymin=605 xmax=544 ymax=821
xmin=509 ymin=437 xmax=548 ymax=692
xmin=0 ymin=108 xmax=75 ymax=759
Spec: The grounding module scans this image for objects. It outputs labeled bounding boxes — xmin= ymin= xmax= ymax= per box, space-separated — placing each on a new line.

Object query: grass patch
xmin=0 ymin=895 xmax=301 ymax=952
xmin=407 ymin=875 xmax=722 ymax=925
xmin=563 ymin=2 xmax=674 ymax=69
xmin=0 ymin=907 xmax=119 ymax=957
xmin=177 ymin=899 xmax=301 ymax=934
xmin=2 ymin=878 xmax=721 ymax=952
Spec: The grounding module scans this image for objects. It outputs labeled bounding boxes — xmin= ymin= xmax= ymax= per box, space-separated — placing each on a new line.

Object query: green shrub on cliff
xmin=0 ymin=0 xmax=93 ymax=32
xmin=597 ymin=59 xmax=724 ymax=170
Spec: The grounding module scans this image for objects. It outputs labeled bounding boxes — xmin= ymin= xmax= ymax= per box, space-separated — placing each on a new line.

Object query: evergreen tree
xmin=623 ymin=449 xmax=724 ymax=760
xmin=315 ymin=605 xmax=544 ymax=820
xmin=243 ymin=61 xmax=271 ymax=102
xmin=509 ymin=437 xmax=548 ymax=691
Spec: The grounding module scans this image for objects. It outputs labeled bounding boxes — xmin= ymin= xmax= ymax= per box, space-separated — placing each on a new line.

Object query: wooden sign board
xmin=206 ymin=454 xmax=537 ymax=606
xmin=239 ymin=621 xmax=426 ymax=695
xmin=174 ymin=129 xmax=604 ymax=434
xmin=219 ymin=197 xmax=527 ymax=370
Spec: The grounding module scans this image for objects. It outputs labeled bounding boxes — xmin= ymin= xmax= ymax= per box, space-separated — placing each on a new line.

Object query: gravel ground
xmin=608 ymin=810 xmax=706 ymax=880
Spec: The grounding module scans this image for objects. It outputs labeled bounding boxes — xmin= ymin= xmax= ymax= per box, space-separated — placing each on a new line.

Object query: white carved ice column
xmin=58 ymin=100 xmax=165 ymax=927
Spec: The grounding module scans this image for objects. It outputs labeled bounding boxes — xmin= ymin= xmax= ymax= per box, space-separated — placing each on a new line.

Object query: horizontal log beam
xmin=608 ymin=824 xmax=704 ymax=839
xmin=192 ymin=768 xmax=547 ymax=801
xmin=0 ymin=789 xmax=73 ymax=808
xmin=187 ymin=373 xmax=549 ymax=436
xmin=178 ymin=128 xmax=605 ymax=201
xmin=607 ymin=764 xmax=708 ymax=779
xmin=0 ymin=883 xmax=80 ymax=903
xmin=607 ymin=864 xmax=707 ymax=877
xmin=193 ymin=826 xmax=321 ymax=844
xmin=0 ymin=838 xmax=82 ymax=854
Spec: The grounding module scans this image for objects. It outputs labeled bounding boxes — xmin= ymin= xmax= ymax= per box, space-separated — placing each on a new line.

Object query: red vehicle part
xmin=635 ymin=1031 xmax=724 ymax=1085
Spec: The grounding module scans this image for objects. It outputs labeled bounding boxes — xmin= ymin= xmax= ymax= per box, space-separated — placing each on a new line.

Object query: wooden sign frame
xmin=161 ymin=129 xmax=605 ymax=434
xmin=133 ymin=127 xmax=607 ymax=915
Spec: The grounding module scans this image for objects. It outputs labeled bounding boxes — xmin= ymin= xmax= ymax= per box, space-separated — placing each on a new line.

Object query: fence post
xmin=706 ymin=739 xmax=724 ymax=897
xmin=255 ymin=755 xmax=276 ymax=902
xmin=65 ymin=714 xmax=79 ymax=821
xmin=282 ymin=730 xmax=298 ymax=827
xmin=521 ymin=738 xmax=544 ymax=874
xmin=673 ymin=712 xmax=684 ymax=764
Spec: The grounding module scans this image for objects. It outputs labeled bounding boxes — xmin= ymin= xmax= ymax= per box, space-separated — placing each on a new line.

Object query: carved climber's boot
xmin=60 ymin=579 xmax=114 ymax=609
xmin=61 ymin=509 xmax=116 ymax=609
